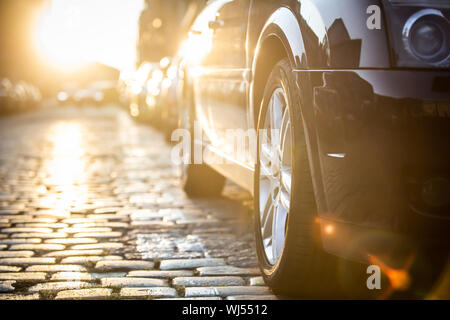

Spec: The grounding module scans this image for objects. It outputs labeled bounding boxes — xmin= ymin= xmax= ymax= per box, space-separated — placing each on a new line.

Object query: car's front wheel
xmin=254 ymin=58 xmax=339 ymax=297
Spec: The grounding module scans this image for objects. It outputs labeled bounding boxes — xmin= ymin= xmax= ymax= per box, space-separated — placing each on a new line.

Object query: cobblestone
xmin=1 ymin=227 xmax=54 ymax=234
xmin=50 ymin=272 xmax=93 ymax=281
xmin=101 ymin=277 xmax=167 ymax=288
xmin=120 ymin=287 xmax=178 ymax=299
xmin=60 ymin=256 xmax=122 ymax=265
xmin=28 ymin=281 xmax=94 ymax=292
xmin=197 ymin=266 xmax=259 ymax=276
xmin=9 ymin=244 xmax=65 ymax=251
xmin=0 ymin=107 xmax=264 ymax=300
xmin=173 ymin=276 xmax=246 ymax=287
xmin=0 ymin=272 xmax=47 ymax=281
xmin=25 ymin=265 xmax=87 ymax=272
xmin=0 ymin=293 xmax=40 ymax=300
xmin=55 ymin=288 xmax=113 ymax=300
xmin=250 ymin=276 xmax=265 ymax=286
xmin=73 ymin=232 xmax=122 ymax=238
xmin=44 ymin=249 xmax=105 ymax=257
xmin=62 ymin=227 xmax=113 ymax=234
xmin=0 ymin=258 xmax=55 ymax=265
xmin=11 ymin=232 xmax=68 ymax=239
xmin=159 ymin=258 xmax=226 ymax=270
xmin=45 ymin=238 xmax=98 ymax=244
xmin=95 ymin=260 xmax=154 ymax=271
xmin=0 ymin=281 xmax=15 ymax=292
xmin=127 ymin=270 xmax=194 ymax=278
xmin=70 ymin=243 xmax=124 ymax=250
xmin=0 ymin=266 xmax=22 ymax=272
xmin=0 ymin=239 xmax=42 ymax=245
xmin=0 ymin=251 xmax=35 ymax=258
xmin=184 ymin=286 xmax=273 ymax=297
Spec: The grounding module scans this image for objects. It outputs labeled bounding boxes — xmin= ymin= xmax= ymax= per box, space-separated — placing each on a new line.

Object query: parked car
xmin=58 ymin=81 xmax=118 ymax=107
xmin=0 ymin=78 xmax=41 ymax=114
xmin=118 ymin=71 xmax=133 ymax=109
xmin=159 ymin=57 xmax=184 ymax=141
xmin=11 ymin=81 xmax=28 ymax=111
xmin=142 ymin=57 xmax=180 ymax=133
xmin=128 ymin=62 xmax=157 ymax=122
xmin=134 ymin=1 xmax=207 ymax=131
xmin=22 ymin=82 xmax=42 ymax=108
xmin=88 ymin=80 xmax=119 ymax=105
xmin=179 ymin=0 xmax=450 ymax=296
xmin=0 ymin=78 xmax=14 ymax=113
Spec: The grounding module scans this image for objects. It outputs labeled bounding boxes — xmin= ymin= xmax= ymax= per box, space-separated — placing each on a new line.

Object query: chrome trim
xmin=327 ymin=153 xmax=346 ymax=159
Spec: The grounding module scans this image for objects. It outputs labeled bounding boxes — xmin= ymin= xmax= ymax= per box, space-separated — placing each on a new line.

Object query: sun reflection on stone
xmin=38 ymin=122 xmax=89 ymax=212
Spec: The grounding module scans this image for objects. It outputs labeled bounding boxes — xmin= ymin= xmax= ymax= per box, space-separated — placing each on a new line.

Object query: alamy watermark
xmin=366 ymin=265 xmax=382 ymax=290
xmin=171 ymin=121 xmax=281 ymax=173
xmin=367 ymin=5 xmax=382 ymax=30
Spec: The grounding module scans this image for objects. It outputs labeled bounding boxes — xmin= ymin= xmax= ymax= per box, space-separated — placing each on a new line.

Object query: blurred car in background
xmin=127 ymin=56 xmax=183 ymax=136
xmin=131 ymin=0 xmax=207 ymax=131
xmin=158 ymin=57 xmax=183 ymax=141
xmin=118 ymin=71 xmax=133 ymax=109
xmin=57 ymin=80 xmax=118 ymax=106
xmin=142 ymin=57 xmax=176 ymax=131
xmin=128 ymin=62 xmax=156 ymax=121
xmin=22 ymin=81 xmax=42 ymax=108
xmin=0 ymin=78 xmax=14 ymax=113
xmin=89 ymin=80 xmax=119 ymax=105
xmin=0 ymin=77 xmax=41 ymax=114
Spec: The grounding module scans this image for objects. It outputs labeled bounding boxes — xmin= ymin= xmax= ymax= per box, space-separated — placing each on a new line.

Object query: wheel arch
xmin=250 ymin=7 xmax=308 ymax=128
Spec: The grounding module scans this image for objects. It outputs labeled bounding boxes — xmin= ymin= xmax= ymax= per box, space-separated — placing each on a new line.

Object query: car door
xmin=193 ymin=0 xmax=251 ymax=164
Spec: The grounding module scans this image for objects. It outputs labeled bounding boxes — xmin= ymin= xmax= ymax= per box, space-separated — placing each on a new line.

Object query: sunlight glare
xmin=33 ymin=0 xmax=145 ymax=71
xmin=34 ymin=3 xmax=87 ymax=71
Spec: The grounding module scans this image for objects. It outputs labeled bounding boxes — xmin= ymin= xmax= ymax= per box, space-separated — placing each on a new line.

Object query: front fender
xmin=252 ymin=6 xmax=309 ymax=71
xmin=250 ymin=6 xmax=328 ymax=214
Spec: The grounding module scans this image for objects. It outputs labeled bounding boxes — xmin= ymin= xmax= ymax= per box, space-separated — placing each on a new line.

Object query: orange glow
xmin=324 ymin=224 xmax=334 ymax=235
xmin=386 ymin=269 xmax=411 ymax=291
xmin=369 ymin=254 xmax=414 ymax=293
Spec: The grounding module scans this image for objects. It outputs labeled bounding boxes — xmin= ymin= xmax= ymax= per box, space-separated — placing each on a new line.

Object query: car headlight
xmin=383 ymin=0 xmax=450 ymax=67
xmin=404 ymin=9 xmax=449 ymax=63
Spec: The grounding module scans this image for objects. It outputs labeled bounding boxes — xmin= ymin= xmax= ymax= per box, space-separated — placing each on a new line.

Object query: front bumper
xmin=297 ymin=69 xmax=450 ymax=261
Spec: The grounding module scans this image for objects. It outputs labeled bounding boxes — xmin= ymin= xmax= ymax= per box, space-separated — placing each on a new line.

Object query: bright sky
xmin=35 ymin=0 xmax=145 ymax=72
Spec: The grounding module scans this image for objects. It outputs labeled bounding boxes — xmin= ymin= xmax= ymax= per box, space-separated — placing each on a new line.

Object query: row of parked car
xmin=120 ymin=0 xmax=450 ymax=298
xmin=0 ymin=78 xmax=42 ymax=114
xmin=118 ymin=57 xmax=182 ymax=141
xmin=57 ymin=80 xmax=119 ymax=107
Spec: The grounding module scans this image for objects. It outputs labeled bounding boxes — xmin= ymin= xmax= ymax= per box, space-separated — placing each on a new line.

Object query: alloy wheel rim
xmin=259 ymin=87 xmax=292 ymax=265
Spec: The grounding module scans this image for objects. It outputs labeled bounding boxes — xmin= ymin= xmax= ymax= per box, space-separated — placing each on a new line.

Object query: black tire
xmin=183 ymin=165 xmax=226 ymax=197
xmin=254 ymin=58 xmax=339 ymax=297
xmin=181 ymin=89 xmax=225 ymax=198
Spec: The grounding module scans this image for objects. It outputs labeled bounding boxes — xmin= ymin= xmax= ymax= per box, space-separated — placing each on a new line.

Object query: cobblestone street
xmin=0 ymin=106 xmax=278 ymax=300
